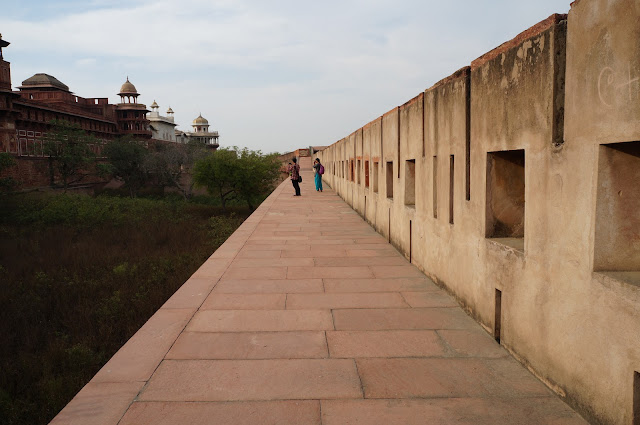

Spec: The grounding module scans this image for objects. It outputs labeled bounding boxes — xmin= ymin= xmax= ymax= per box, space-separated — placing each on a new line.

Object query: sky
xmin=0 ymin=0 xmax=571 ymax=153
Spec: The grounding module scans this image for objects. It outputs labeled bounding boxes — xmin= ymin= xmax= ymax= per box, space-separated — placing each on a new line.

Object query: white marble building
xmin=148 ymin=100 xmax=177 ymax=142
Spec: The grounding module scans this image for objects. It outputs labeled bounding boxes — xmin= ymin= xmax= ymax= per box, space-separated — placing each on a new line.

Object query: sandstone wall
xmin=317 ymin=3 xmax=640 ymax=424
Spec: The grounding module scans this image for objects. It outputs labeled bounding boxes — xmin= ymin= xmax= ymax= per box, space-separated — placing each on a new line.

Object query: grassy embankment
xmin=0 ymin=192 xmax=250 ymax=425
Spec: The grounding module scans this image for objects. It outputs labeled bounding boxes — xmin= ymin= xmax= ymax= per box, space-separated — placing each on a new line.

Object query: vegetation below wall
xmin=0 ymin=193 xmax=251 ymax=425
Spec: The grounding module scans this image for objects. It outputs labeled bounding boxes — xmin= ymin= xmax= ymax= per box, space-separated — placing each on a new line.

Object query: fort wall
xmin=317 ymin=2 xmax=640 ymax=424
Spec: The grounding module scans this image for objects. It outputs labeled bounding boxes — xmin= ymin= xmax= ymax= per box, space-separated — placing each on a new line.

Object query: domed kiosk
xmin=187 ymin=113 xmax=219 ymax=149
xmin=115 ymin=77 xmax=151 ymax=139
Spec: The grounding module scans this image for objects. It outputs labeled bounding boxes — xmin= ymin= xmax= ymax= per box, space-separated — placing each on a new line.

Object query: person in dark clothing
xmin=289 ymin=158 xmax=301 ymax=196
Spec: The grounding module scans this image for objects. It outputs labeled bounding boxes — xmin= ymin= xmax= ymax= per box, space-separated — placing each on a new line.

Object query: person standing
xmin=289 ymin=157 xmax=301 ymax=196
xmin=313 ymin=158 xmax=323 ymax=192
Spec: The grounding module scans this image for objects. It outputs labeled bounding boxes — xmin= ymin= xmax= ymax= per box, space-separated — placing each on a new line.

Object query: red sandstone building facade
xmin=0 ymin=34 xmax=152 ymax=161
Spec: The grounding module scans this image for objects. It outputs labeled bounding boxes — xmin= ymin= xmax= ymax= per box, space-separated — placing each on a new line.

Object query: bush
xmin=0 ymin=193 xmax=249 ymax=425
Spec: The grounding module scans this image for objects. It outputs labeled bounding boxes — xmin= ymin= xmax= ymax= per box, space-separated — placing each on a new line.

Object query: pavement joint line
xmin=322 ymin=329 xmax=330 ymax=355
xmin=399 ymin=291 xmax=411 ymax=307
xmin=352 ymin=359 xmax=366 ymax=399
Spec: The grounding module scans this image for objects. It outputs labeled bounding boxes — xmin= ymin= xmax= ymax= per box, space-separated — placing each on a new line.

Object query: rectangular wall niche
xmin=433 ymin=156 xmax=438 ymax=218
xmin=449 ymin=155 xmax=455 ymax=224
xmin=386 ymin=161 xmax=394 ymax=199
xmin=486 ymin=150 xmax=525 ymax=251
xmin=357 ymin=160 xmax=361 ymax=184
xmin=594 ymin=141 xmax=640 ymax=276
xmin=365 ymin=160 xmax=370 ymax=188
xmin=373 ymin=161 xmax=379 ymax=193
xmin=405 ymin=159 xmax=416 ymax=206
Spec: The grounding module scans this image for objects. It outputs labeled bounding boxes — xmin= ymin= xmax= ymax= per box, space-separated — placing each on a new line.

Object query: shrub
xmin=0 ymin=193 xmax=249 ymax=425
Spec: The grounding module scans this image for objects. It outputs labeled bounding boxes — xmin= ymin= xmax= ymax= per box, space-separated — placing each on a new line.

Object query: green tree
xmin=0 ymin=152 xmax=16 ymax=192
xmin=235 ymin=148 xmax=281 ymax=210
xmin=192 ymin=147 xmax=239 ymax=210
xmin=100 ymin=138 xmax=149 ymax=198
xmin=43 ymin=120 xmax=97 ymax=190
xmin=192 ymin=146 xmax=281 ymax=210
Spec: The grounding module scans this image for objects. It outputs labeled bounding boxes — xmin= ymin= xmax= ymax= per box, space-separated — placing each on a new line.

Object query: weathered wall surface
xmin=318 ymin=3 xmax=640 ymax=424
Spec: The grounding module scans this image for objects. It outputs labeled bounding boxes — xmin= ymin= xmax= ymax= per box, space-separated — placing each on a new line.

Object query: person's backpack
xmin=319 ymin=165 xmax=324 ymax=175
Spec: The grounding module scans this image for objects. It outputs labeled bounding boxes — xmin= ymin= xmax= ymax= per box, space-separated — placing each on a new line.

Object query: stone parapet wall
xmin=317 ymin=2 xmax=640 ymax=424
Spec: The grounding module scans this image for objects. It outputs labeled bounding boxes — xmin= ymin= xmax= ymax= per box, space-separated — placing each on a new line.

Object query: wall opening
xmin=357 ymin=160 xmax=361 ymax=184
xmin=486 ymin=150 xmax=525 ymax=251
xmin=594 ymin=141 xmax=640 ymax=275
xmin=449 ymin=155 xmax=455 ymax=224
xmin=373 ymin=161 xmax=379 ymax=193
xmin=465 ymin=73 xmax=471 ymax=201
xmin=365 ymin=160 xmax=370 ymax=188
xmin=350 ymin=160 xmax=354 ymax=182
xmin=433 ymin=156 xmax=438 ymax=219
xmin=494 ymin=289 xmax=502 ymax=344
xmin=386 ymin=161 xmax=394 ymax=199
xmin=405 ymin=159 xmax=416 ymax=207
xmin=634 ymin=371 xmax=640 ymax=425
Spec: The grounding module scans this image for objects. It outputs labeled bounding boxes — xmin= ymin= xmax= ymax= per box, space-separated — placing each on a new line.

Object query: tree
xmin=192 ymin=147 xmax=239 ymax=210
xmin=192 ymin=146 xmax=282 ymax=210
xmin=143 ymin=141 xmax=207 ymax=199
xmin=235 ymin=148 xmax=281 ymax=210
xmin=0 ymin=152 xmax=16 ymax=192
xmin=43 ymin=120 xmax=97 ymax=190
xmin=100 ymin=138 xmax=149 ymax=198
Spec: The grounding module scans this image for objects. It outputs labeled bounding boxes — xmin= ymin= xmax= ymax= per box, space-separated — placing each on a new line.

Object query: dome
xmin=119 ymin=77 xmax=138 ymax=94
xmin=20 ymin=73 xmax=69 ymax=92
xmin=166 ymin=107 xmax=174 ymax=114
xmin=150 ymin=100 xmax=158 ymax=109
xmin=192 ymin=114 xmax=208 ymax=125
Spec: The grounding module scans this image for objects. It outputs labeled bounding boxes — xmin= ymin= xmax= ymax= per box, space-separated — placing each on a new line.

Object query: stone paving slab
xmin=119 ymin=401 xmax=321 ymax=425
xmin=200 ymin=293 xmax=286 ymax=310
xmin=166 ymin=331 xmax=328 ymax=360
xmin=321 ymin=398 xmax=588 ymax=425
xmin=286 ymin=292 xmax=408 ymax=309
xmin=356 ymin=357 xmax=552 ymax=398
xmin=139 ymin=359 xmax=363 ymax=401
xmin=186 ymin=309 xmax=334 ymax=332
xmin=323 ymin=277 xmax=438 ymax=293
xmin=50 ymin=174 xmax=588 ymax=424
xmin=333 ymin=307 xmax=479 ymax=330
xmin=213 ymin=278 xmax=324 ymax=293
xmin=327 ymin=330 xmax=446 ymax=358
xmin=401 ymin=290 xmax=460 ymax=307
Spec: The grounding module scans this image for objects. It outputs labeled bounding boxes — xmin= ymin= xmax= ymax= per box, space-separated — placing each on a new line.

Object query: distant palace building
xmin=148 ymin=100 xmax=177 ymax=142
xmin=174 ymin=113 xmax=220 ymax=150
xmin=0 ymin=34 xmax=220 ymax=158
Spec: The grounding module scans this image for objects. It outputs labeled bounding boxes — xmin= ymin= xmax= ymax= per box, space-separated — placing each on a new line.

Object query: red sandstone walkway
xmin=50 ymin=172 xmax=588 ymax=425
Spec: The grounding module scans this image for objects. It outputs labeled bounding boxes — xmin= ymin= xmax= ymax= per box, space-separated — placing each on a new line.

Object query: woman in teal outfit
xmin=313 ymin=158 xmax=323 ymax=192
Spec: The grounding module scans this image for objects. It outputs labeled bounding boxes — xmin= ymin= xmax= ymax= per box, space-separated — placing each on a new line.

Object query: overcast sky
xmin=1 ymin=0 xmax=570 ymax=153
